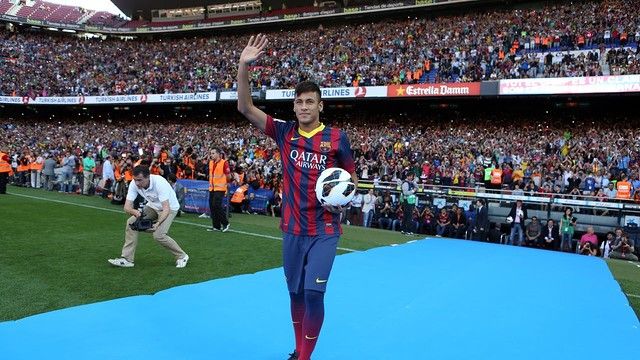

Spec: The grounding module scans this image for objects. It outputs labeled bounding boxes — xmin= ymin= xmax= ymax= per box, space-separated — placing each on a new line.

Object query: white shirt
xmin=351 ymin=193 xmax=363 ymax=208
xmin=102 ymin=160 xmax=115 ymax=181
xmin=362 ymin=193 xmax=376 ymax=213
xmin=126 ymin=175 xmax=180 ymax=211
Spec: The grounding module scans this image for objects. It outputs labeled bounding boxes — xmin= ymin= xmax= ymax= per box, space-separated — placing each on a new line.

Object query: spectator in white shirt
xmin=349 ymin=191 xmax=364 ymax=226
xmin=362 ymin=189 xmax=377 ymax=227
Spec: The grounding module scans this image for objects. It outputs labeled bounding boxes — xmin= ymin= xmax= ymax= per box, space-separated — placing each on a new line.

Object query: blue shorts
xmin=282 ymin=233 xmax=339 ymax=294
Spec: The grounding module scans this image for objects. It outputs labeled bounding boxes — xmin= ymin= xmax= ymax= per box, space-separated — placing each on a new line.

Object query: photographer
xmin=107 ymin=166 xmax=189 ymax=268
xmin=609 ymin=232 xmax=638 ymax=261
xmin=579 ymin=241 xmax=598 ymax=256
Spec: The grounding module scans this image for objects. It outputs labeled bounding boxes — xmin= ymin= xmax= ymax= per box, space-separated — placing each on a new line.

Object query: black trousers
xmin=0 ymin=172 xmax=7 ymax=194
xmin=401 ymin=202 xmax=415 ymax=233
xmin=209 ymin=190 xmax=229 ymax=230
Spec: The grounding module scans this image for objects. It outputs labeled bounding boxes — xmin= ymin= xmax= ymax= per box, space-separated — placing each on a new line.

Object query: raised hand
xmin=240 ymin=34 xmax=268 ymax=65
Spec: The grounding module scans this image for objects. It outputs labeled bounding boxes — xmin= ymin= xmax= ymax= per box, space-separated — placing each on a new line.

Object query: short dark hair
xmin=167 ymin=173 xmax=177 ymax=183
xmin=295 ymin=81 xmax=321 ymax=100
xmin=133 ymin=165 xmax=150 ymax=178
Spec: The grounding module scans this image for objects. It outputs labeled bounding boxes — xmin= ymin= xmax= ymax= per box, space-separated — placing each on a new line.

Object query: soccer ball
xmin=315 ymin=167 xmax=356 ymax=207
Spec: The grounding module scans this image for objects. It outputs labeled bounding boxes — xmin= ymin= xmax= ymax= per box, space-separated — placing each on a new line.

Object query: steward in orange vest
xmin=0 ymin=151 xmax=13 ymax=194
xmin=207 ymin=149 xmax=231 ymax=232
xmin=616 ymin=177 xmax=632 ymax=200
xmin=490 ymin=168 xmax=503 ymax=187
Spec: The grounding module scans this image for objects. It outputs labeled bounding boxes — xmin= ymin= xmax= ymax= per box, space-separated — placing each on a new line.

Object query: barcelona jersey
xmin=264 ymin=115 xmax=355 ymax=235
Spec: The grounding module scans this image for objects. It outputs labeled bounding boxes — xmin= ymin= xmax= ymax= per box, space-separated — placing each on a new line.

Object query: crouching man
xmin=108 ymin=165 xmax=189 ymax=268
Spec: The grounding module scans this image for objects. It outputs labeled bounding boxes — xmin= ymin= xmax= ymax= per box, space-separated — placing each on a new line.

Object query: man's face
xmin=133 ymin=174 xmax=150 ymax=189
xmin=293 ymin=92 xmax=323 ymax=127
xmin=210 ymin=150 xmax=219 ymax=161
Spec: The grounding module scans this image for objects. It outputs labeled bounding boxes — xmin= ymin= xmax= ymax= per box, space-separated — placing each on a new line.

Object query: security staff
xmin=207 ymin=148 xmax=232 ymax=232
xmin=0 ymin=151 xmax=13 ymax=194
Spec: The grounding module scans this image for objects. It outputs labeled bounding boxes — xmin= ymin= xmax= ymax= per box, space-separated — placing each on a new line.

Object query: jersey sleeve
xmin=223 ymin=161 xmax=231 ymax=175
xmin=336 ymin=130 xmax=356 ymax=174
xmin=264 ymin=115 xmax=290 ymax=146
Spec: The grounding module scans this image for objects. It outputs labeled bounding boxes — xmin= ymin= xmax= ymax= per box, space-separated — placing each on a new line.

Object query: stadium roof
xmin=111 ymin=0 xmax=309 ymax=19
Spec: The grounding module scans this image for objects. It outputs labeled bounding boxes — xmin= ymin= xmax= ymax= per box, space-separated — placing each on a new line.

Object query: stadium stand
xmin=0 ymin=0 xmax=639 ymax=96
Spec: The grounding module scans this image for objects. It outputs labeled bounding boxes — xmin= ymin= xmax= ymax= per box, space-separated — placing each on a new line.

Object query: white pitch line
xmin=628 ymin=294 xmax=640 ymax=299
xmin=8 ymin=192 xmax=358 ymax=252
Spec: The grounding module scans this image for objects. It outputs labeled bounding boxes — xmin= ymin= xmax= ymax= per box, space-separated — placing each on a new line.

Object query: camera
xmin=130 ymin=217 xmax=155 ymax=232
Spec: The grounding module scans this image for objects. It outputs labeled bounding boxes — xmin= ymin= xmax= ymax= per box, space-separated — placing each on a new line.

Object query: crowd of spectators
xmin=0 ymin=0 xmax=639 ymax=96
xmin=3 ymin=107 xmax=640 ymax=200
xmin=3 ymin=106 xmax=640 ymax=259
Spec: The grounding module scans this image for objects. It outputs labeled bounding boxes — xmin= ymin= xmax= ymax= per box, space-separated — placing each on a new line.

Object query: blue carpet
xmin=1 ymin=239 xmax=638 ymax=359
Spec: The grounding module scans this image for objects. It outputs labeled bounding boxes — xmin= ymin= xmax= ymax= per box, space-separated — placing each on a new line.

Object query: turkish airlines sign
xmin=0 ymin=92 xmax=217 ymax=105
xmin=265 ymin=86 xmax=387 ymax=100
xmin=499 ymin=75 xmax=640 ymax=95
xmin=387 ymin=83 xmax=481 ymax=97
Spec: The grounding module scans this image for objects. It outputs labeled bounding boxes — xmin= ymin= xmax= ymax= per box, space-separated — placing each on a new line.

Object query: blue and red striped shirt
xmin=264 ymin=115 xmax=355 ymax=236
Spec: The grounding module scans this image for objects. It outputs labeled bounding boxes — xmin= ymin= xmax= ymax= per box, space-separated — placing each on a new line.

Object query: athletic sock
xmin=290 ymin=291 xmax=305 ymax=354
xmin=299 ymin=290 xmax=325 ymax=360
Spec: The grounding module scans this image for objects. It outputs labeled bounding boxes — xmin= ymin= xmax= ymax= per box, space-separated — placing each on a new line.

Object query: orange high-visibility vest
xmin=617 ymin=181 xmax=631 ymax=199
xmin=124 ymin=169 xmax=133 ymax=182
xmin=0 ymin=152 xmax=13 ymax=174
xmin=230 ymin=184 xmax=249 ymax=204
xmin=209 ymin=159 xmax=228 ymax=192
xmin=490 ymin=168 xmax=503 ymax=185
xmin=29 ymin=160 xmax=43 ymax=171
xmin=17 ymin=162 xmax=29 ymax=172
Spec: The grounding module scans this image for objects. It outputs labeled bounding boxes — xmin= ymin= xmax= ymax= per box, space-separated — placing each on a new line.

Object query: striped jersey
xmin=264 ymin=115 xmax=355 ymax=236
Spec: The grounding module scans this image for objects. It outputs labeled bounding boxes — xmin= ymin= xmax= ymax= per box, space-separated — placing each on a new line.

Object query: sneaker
xmin=108 ymin=258 xmax=134 ymax=268
xmin=222 ymin=224 xmax=230 ymax=233
xmin=206 ymin=227 xmax=220 ymax=232
xmin=176 ymin=254 xmax=189 ymax=268
xmin=198 ymin=213 xmax=210 ymax=218
xmin=287 ymin=350 xmax=299 ymax=360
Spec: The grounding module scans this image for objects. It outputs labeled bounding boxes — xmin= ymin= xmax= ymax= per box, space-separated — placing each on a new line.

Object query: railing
xmin=357 ymin=179 xmax=640 ymax=232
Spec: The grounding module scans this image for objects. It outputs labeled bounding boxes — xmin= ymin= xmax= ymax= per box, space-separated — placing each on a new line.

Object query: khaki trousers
xmin=83 ymin=170 xmax=94 ymax=194
xmin=121 ymin=206 xmax=186 ymax=262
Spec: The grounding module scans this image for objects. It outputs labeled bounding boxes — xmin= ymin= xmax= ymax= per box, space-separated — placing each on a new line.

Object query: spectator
xmin=507 ymin=200 xmax=528 ymax=246
xmin=609 ymin=232 xmax=638 ymax=261
xmin=451 ymin=206 xmax=467 ymax=239
xmin=435 ymin=208 xmax=451 ymax=237
xmin=578 ymin=226 xmax=599 ymax=253
xmin=559 ymin=208 xmax=577 ymax=252
xmin=473 ymin=199 xmax=489 ymax=241
xmin=361 ymin=188 xmax=376 ymax=228
xmin=167 ymin=173 xmax=185 ymax=217
xmin=542 ymin=219 xmax=559 ymax=250
xmin=600 ymin=231 xmax=615 ymax=258
xmin=525 ymin=216 xmax=541 ymax=247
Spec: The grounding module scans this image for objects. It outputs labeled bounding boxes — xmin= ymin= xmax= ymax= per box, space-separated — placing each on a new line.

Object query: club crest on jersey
xmin=320 ymin=141 xmax=332 ymax=153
